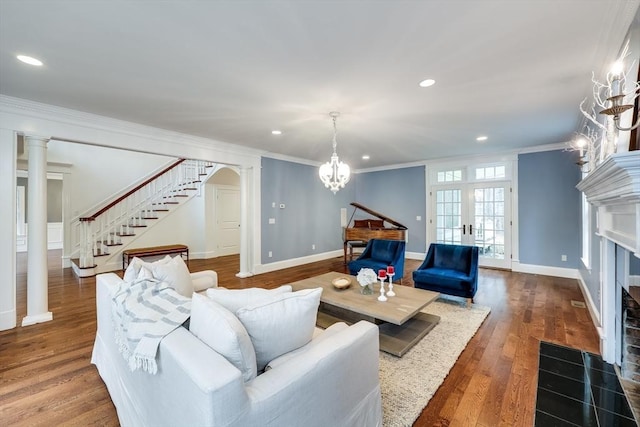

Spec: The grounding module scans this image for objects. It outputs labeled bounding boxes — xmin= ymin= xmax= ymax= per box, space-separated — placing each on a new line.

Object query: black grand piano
xmin=342 ymin=202 xmax=407 ymax=264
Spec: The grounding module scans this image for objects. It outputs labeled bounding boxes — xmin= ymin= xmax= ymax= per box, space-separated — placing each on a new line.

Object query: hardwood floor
xmin=0 ymin=250 xmax=599 ymax=426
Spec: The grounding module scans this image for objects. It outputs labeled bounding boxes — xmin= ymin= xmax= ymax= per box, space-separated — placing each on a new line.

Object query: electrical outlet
xmin=272 ymin=202 xmax=276 ymax=208
xmin=312 ymin=244 xmax=315 ymax=250
xmin=561 ymin=254 xmax=567 ymax=262
xmin=268 ymin=251 xmax=272 ymax=258
xmin=268 ymin=218 xmax=275 ymax=224
xmin=416 ymin=216 xmax=422 ymax=221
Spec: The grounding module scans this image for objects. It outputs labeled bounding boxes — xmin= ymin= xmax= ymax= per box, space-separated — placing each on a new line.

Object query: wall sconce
xmin=600 ymin=59 xmax=640 ymax=132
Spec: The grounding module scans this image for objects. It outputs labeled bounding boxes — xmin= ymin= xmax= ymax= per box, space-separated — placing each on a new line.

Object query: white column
xmin=0 ymin=129 xmax=17 ymax=330
xmin=600 ymin=236 xmax=616 ymax=363
xmin=22 ymin=136 xmax=53 ymax=326
xmin=236 ymin=166 xmax=253 ymax=278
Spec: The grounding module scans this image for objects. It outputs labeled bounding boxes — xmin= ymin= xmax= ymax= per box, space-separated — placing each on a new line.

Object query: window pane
xmin=486 ymin=167 xmax=495 ymax=179
xmin=437 ymin=172 xmax=445 ymax=182
xmin=476 ymin=168 xmax=485 ymax=180
xmin=496 ymin=166 xmax=505 ymax=178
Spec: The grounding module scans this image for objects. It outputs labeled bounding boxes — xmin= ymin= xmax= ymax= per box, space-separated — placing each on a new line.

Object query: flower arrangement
xmin=356 ymin=268 xmax=377 ymax=295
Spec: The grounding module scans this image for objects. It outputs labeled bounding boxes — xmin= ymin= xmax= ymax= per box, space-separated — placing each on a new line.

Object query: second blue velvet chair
xmin=347 ymin=239 xmax=406 ymax=282
xmin=412 ymin=243 xmax=479 ymax=306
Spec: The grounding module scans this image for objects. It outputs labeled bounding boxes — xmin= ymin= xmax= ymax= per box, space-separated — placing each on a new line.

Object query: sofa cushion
xmin=264 ymin=322 xmax=349 ymax=371
xmin=236 ymin=288 xmax=322 ymax=372
xmin=123 ymin=255 xmax=194 ymax=298
xmin=149 ymin=255 xmax=194 ymax=298
xmin=189 ymin=293 xmax=257 ymax=382
xmin=413 ymin=268 xmax=473 ymax=293
xmin=123 ymin=255 xmax=171 ymax=282
xmin=205 ymin=285 xmax=292 ymax=313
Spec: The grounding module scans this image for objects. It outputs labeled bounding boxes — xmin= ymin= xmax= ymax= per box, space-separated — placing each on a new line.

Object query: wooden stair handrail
xmin=79 ymin=158 xmax=186 ymax=222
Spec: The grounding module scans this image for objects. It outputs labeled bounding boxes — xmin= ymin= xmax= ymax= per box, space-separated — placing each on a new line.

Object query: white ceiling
xmin=1 ymin=1 xmax=638 ymax=168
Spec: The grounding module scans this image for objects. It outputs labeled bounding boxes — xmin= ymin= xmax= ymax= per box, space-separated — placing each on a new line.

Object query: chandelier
xmin=319 ymin=111 xmax=351 ymax=194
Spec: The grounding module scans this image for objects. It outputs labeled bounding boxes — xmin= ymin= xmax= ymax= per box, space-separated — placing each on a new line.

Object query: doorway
xmin=205 ymin=167 xmax=241 ymax=257
xmin=430 ymin=164 xmax=513 ymax=269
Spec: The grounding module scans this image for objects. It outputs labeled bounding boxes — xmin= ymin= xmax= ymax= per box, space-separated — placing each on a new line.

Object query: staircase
xmin=70 ymin=158 xmax=220 ymax=277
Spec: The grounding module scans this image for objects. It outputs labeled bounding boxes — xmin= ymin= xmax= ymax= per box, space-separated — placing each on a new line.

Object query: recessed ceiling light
xmin=17 ymin=55 xmax=43 ymax=66
xmin=476 ymin=136 xmax=488 ymax=142
xmin=362 ymin=155 xmax=370 ymax=160
xmin=419 ymin=79 xmax=435 ymax=88
xmin=271 ymin=130 xmax=282 ymax=135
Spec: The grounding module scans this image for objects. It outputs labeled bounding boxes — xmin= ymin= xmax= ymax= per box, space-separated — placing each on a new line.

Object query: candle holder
xmin=377 ymin=269 xmax=387 ymax=302
xmin=387 ymin=275 xmax=395 ymax=297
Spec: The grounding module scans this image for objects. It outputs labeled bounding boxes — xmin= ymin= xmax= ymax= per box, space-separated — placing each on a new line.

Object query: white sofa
xmin=92 ymin=272 xmax=382 ymax=427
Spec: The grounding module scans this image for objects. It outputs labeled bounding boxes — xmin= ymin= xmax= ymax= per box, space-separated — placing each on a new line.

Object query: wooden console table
xmin=122 ymin=244 xmax=189 ymax=269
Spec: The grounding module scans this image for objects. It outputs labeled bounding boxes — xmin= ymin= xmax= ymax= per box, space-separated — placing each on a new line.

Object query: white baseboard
xmin=254 ymin=250 xmax=343 ymax=275
xmin=406 ymin=251 xmax=426 ymax=261
xmin=21 ymin=311 xmax=53 ymax=327
xmin=190 ymin=251 xmax=219 ymax=259
xmin=511 ymin=261 xmax=578 ymax=279
xmin=577 ymin=273 xmax=601 ymax=326
xmin=0 ymin=309 xmax=17 ymax=331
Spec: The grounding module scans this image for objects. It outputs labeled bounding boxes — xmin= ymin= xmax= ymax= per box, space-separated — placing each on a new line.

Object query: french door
xmin=432 ymin=182 xmax=511 ymax=269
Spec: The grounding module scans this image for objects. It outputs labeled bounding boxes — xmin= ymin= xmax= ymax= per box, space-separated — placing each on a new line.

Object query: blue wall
xmin=354 ymin=166 xmax=426 ymax=253
xmin=261 ymin=157 xmax=354 ymax=263
xmin=260 ymin=158 xmax=425 ymax=262
xmin=518 ymin=150 xmax=581 ymax=268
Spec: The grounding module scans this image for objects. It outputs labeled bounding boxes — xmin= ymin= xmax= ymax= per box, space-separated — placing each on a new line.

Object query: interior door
xmin=215 ymin=187 xmax=240 ymax=256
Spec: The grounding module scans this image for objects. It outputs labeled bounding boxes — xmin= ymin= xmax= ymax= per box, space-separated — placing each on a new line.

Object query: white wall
xmin=41 ymin=140 xmax=173 ymax=216
xmin=0 ymin=129 xmax=17 ymax=330
xmin=0 ymin=96 xmax=263 ymax=330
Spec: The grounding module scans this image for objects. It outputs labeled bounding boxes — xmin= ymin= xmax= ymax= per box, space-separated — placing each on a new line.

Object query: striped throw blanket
xmin=111 ymin=278 xmax=191 ymax=374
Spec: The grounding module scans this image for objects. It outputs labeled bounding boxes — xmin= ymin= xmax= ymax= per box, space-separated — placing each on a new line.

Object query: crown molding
xmin=577 ymin=151 xmax=640 ymax=206
xmin=0 ymin=95 xmax=263 ymax=162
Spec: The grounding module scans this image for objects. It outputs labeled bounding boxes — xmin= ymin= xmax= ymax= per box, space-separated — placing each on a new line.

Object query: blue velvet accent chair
xmin=413 ymin=243 xmax=479 ymax=304
xmin=348 ymin=239 xmax=406 ymax=282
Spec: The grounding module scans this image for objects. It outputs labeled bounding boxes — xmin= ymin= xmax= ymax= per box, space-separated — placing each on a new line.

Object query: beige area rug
xmin=379 ymin=297 xmax=491 ymax=427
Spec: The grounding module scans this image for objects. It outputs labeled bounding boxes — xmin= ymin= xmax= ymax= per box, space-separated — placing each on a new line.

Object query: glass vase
xmin=361 ymin=283 xmax=373 ymax=295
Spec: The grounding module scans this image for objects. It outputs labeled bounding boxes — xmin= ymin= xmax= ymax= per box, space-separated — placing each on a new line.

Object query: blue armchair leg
xmin=467 ymin=298 xmax=473 ymax=309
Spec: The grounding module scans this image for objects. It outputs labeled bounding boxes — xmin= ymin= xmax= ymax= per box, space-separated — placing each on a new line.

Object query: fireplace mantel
xmin=577 ymin=151 xmax=640 ymax=256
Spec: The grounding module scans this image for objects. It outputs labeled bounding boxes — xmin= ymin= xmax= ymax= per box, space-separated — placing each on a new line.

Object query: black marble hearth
xmin=535 ymin=341 xmax=638 ymax=426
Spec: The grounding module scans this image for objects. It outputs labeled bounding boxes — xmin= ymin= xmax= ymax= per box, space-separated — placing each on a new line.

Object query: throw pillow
xmin=150 ymin=255 xmax=194 ymax=298
xmin=236 ymin=287 xmax=322 ymax=372
xmin=265 ymin=322 xmax=349 ymax=371
xmin=123 ymin=255 xmax=171 ymax=283
xmin=205 ymin=285 xmax=292 ymax=313
xmin=189 ymin=293 xmax=257 ymax=382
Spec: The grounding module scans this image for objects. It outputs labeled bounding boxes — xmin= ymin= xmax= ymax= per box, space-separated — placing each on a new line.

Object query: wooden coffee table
xmin=290 ymin=271 xmax=440 ymax=357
